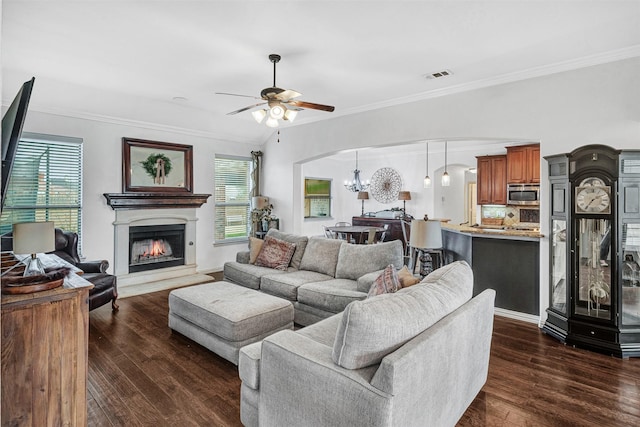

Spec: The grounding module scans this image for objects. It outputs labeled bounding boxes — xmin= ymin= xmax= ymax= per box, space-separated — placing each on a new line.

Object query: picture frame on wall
xmin=122 ymin=137 xmax=193 ymax=193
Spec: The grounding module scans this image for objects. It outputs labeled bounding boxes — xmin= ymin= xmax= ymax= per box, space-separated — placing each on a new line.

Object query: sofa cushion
xmin=261 ymin=270 xmax=333 ymax=301
xmin=335 ymin=240 xmax=403 ymax=280
xmin=367 ymin=265 xmax=401 ymax=297
xmin=255 ymin=236 xmax=296 ymax=271
xmin=299 ymin=237 xmax=343 ymax=277
xmin=297 ymin=279 xmax=367 ymax=314
xmin=248 ymin=237 xmax=264 ymax=264
xmin=223 ymin=261 xmax=287 ymax=290
xmin=266 ymin=229 xmax=309 ymax=270
xmin=332 ymin=261 xmax=474 ymax=369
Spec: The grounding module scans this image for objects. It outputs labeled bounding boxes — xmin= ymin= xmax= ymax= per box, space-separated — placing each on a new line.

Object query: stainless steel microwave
xmin=507 ymin=184 xmax=540 ymax=206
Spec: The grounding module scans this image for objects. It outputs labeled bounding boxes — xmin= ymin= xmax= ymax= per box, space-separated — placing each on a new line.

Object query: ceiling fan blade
xmin=216 ymin=92 xmax=262 ymax=100
xmin=288 ymin=100 xmax=335 ymax=112
xmin=226 ymin=102 xmax=267 ymax=115
xmin=274 ymin=89 xmax=302 ymax=101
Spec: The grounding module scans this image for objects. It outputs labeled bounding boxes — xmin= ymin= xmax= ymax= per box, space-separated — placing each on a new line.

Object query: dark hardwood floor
xmin=88 ymin=286 xmax=640 ymax=427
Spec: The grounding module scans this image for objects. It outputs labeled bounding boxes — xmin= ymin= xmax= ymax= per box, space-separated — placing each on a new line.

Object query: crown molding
xmin=297 ymin=45 xmax=640 ymax=123
xmin=24 ymin=105 xmax=264 ymax=146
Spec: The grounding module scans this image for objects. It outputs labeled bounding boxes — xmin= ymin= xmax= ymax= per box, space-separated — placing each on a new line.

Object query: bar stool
xmin=409 ymin=219 xmax=444 ymax=278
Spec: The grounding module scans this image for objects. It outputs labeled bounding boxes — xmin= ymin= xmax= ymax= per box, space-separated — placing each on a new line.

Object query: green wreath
xmin=140 ymin=153 xmax=173 ymax=180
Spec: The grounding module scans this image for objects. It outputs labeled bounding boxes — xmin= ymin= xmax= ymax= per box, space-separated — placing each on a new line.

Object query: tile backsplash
xmin=481 ymin=206 xmax=539 ymax=226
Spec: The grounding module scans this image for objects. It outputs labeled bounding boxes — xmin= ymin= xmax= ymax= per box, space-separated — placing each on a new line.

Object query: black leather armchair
xmin=1 ymin=228 xmax=118 ymax=311
xmin=50 ymin=228 xmax=118 ymax=311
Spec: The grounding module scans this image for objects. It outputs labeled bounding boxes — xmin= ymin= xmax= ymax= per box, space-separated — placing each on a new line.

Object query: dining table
xmin=326 ymin=225 xmax=386 ymax=244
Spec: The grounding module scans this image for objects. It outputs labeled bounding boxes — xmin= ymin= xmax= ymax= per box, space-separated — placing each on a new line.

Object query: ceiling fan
xmin=216 ymin=54 xmax=335 ymax=127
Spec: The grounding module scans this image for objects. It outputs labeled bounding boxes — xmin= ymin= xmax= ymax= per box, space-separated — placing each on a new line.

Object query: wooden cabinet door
xmin=529 ymin=145 xmax=540 ymax=183
xmin=507 ymin=144 xmax=540 ymax=184
xmin=492 ymin=156 xmax=508 ymax=204
xmin=477 ymin=156 xmax=507 ymax=205
xmin=507 ymin=146 xmax=527 ymax=183
xmin=477 ymin=157 xmax=493 ymax=204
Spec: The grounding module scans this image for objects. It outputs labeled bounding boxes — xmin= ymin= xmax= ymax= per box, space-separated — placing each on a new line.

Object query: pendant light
xmin=441 ymin=140 xmax=450 ymax=187
xmin=423 ymin=142 xmax=432 ymax=188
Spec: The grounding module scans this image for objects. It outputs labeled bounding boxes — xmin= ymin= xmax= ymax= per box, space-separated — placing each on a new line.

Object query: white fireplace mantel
xmin=113 ymin=208 xmax=203 ymax=293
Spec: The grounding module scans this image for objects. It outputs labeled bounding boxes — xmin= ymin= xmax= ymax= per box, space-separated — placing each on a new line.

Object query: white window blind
xmin=214 ymin=155 xmax=252 ymax=242
xmin=0 ymin=133 xmax=83 ymax=247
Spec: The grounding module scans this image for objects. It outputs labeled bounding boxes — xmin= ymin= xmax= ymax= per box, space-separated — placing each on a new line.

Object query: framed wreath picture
xmin=123 ymin=137 xmax=193 ymax=193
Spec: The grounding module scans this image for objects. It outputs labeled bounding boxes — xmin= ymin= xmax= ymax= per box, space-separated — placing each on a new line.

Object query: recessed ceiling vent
xmin=424 ymin=69 xmax=453 ymax=80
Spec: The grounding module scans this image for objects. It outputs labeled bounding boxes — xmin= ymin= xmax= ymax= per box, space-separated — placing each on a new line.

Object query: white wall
xmin=19 ymin=111 xmax=261 ymax=273
xmin=262 ymin=57 xmax=640 ymax=322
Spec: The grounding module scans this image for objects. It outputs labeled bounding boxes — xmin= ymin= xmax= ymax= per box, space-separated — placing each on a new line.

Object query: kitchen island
xmin=442 ymin=224 xmax=541 ymax=317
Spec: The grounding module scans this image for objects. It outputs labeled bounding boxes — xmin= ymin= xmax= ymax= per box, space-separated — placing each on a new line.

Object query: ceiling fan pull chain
xmin=277 ymin=129 xmax=280 ymax=143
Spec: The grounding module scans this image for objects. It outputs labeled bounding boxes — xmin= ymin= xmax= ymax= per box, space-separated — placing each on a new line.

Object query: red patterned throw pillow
xmin=254 ymin=236 xmax=297 ymax=271
xmin=368 ymin=264 xmax=401 ymax=297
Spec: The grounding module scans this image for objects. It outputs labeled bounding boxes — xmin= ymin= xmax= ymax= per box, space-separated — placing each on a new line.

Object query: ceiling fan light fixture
xmin=269 ymin=104 xmax=285 ymax=119
xmin=265 ymin=117 xmax=279 ymax=128
xmin=252 ymin=109 xmax=267 ymax=123
xmin=284 ymin=109 xmax=298 ymax=122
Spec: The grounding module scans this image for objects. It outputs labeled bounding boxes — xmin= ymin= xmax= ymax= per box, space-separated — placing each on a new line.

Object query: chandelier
xmin=344 ymin=151 xmax=370 ymax=192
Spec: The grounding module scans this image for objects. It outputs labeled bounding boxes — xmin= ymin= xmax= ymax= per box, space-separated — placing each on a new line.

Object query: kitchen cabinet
xmin=477 ymin=155 xmax=507 ymax=205
xmin=507 ymin=144 xmax=540 ymax=184
xmin=442 ymin=227 xmax=539 ymax=315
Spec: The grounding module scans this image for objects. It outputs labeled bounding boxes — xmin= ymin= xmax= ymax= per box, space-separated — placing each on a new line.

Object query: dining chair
xmin=400 ymin=219 xmax=413 ymax=269
xmin=323 ymin=225 xmax=336 ymax=239
xmin=365 ymin=228 xmax=377 ymax=245
xmin=334 ymin=222 xmax=352 ymax=242
xmin=377 ymin=224 xmax=390 ymax=243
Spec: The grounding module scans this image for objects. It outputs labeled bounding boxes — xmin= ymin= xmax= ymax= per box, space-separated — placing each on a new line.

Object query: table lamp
xmin=357 ymin=191 xmax=369 ymax=215
xmin=398 ymin=191 xmax=411 ymax=216
xmin=13 ymin=221 xmax=55 ymax=276
xmin=252 ymin=196 xmax=269 ymax=210
xmin=409 ymin=219 xmax=443 ymax=277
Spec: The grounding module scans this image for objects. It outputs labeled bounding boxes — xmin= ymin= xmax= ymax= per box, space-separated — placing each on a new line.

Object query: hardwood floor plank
xmin=88 ymin=290 xmax=640 ymax=427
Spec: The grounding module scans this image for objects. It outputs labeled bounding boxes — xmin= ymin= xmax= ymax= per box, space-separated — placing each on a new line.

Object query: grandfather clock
xmin=543 ymin=145 xmax=640 ymax=358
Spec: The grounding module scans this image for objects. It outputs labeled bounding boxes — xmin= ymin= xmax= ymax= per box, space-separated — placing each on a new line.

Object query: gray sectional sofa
xmin=238 ymin=261 xmax=496 ymax=427
xmin=223 ymin=229 xmax=404 ymax=326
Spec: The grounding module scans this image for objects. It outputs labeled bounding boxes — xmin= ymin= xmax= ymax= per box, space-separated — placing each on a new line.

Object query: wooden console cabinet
xmin=1 ymin=285 xmax=91 ymax=426
xmin=477 ymin=155 xmax=507 ymax=205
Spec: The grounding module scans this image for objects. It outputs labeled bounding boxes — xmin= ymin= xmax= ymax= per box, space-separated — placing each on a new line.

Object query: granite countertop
xmin=442 ymin=223 xmax=544 ymax=240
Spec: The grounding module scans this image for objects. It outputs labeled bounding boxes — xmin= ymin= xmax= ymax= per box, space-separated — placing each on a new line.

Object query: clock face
xmin=575 ymin=180 xmax=611 ymax=214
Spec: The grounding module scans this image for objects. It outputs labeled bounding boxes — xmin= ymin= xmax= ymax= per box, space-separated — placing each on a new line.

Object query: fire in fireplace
xmin=129 ymin=224 xmax=185 ymax=273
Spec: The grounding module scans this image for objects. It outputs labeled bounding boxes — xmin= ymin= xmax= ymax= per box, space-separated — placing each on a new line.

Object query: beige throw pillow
xmin=397 ymin=265 xmax=420 ymax=288
xmin=248 ymin=237 xmax=264 ymax=264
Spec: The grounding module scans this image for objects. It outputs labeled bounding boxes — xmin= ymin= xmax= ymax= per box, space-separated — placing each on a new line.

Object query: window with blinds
xmin=0 ymin=133 xmax=83 ymax=246
xmin=214 ymin=155 xmax=252 ymax=242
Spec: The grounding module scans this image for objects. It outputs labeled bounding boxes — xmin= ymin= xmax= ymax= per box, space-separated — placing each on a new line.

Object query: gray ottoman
xmin=168 ymin=281 xmax=294 ymax=364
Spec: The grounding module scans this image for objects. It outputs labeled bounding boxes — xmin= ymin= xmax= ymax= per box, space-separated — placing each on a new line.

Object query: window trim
xmin=214 ymin=154 xmax=253 ymax=244
xmin=304 ymin=177 xmax=332 ymax=219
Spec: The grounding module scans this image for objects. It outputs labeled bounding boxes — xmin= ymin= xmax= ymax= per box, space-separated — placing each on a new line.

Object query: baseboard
xmin=494 ymin=307 xmax=539 ymax=324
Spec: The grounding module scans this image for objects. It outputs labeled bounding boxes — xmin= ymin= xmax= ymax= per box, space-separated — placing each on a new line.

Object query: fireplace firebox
xmin=129 ymin=224 xmax=185 ymax=273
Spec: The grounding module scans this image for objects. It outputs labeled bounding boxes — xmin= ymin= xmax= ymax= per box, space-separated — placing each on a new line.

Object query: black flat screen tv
xmin=1 ymin=77 xmax=35 ymax=209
